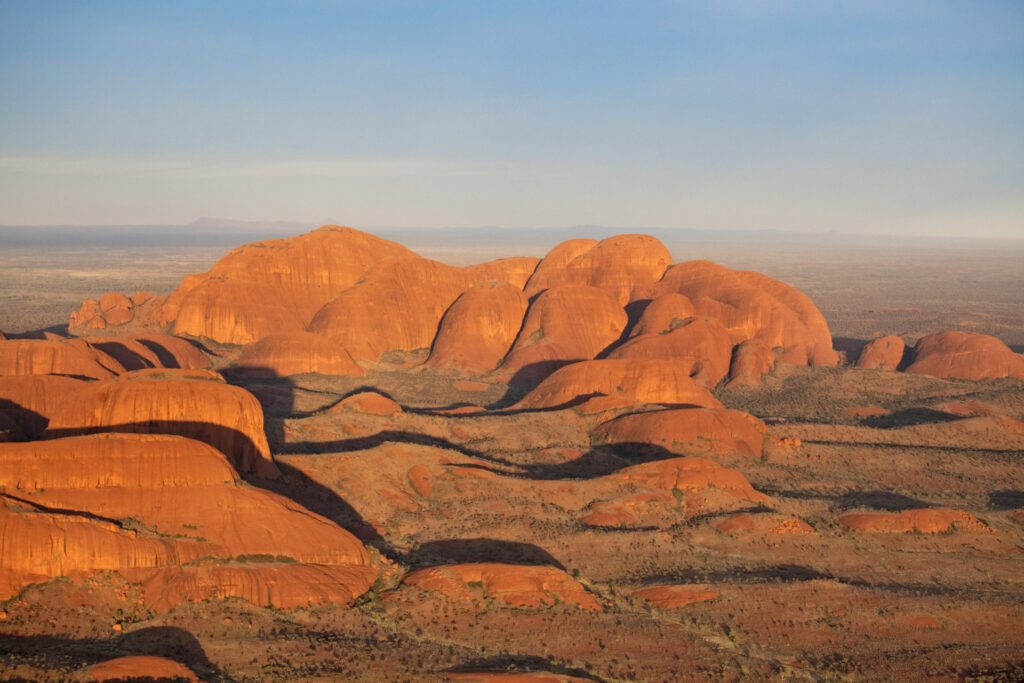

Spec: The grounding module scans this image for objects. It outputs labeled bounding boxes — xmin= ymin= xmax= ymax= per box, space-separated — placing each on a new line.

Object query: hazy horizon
xmin=1 ymin=1 xmax=1022 ymax=238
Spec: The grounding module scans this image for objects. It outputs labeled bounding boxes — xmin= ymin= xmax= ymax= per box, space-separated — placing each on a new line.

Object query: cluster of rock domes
xmin=855 ymin=330 xmax=1024 ymax=380
xmin=66 ymin=226 xmax=846 ymax=388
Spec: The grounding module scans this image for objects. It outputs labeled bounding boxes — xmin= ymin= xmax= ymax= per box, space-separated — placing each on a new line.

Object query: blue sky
xmin=1 ymin=1 xmax=1022 ymax=236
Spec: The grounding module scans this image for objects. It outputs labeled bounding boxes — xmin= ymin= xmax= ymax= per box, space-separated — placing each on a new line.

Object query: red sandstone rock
xmin=715 ymin=512 xmax=815 ymax=535
xmin=499 ymin=285 xmax=627 ymax=381
xmin=516 ymin=359 xmax=723 ymax=410
xmin=0 ymin=433 xmax=376 ymax=604
xmin=904 ymin=331 xmax=1024 ymax=381
xmin=162 ymin=226 xmax=417 ymax=344
xmin=524 ymin=235 xmax=672 ymax=305
xmin=427 ymin=283 xmax=529 ymax=373
xmin=399 ymin=562 xmax=599 ymax=610
xmin=329 ymin=391 xmax=403 ymax=416
xmin=0 ymin=339 xmax=123 ymax=380
xmin=90 ymin=333 xmax=209 ymax=372
xmin=231 ymin=332 xmax=364 ymax=377
xmin=0 ymin=375 xmax=88 ymax=438
xmin=633 ymin=584 xmax=719 ymax=608
xmin=642 ymin=260 xmax=838 ymax=370
xmin=88 ymin=656 xmax=198 ymax=682
xmin=464 ymin=256 xmax=540 ymax=289
xmin=726 ymin=339 xmax=776 ymax=387
xmin=42 ymin=369 xmax=278 ymax=478
xmin=856 ymin=335 xmax=905 ymax=371
xmin=839 ymin=508 xmax=988 ymax=533
xmin=627 ymin=293 xmax=697 ymax=337
xmin=608 ymin=316 xmax=733 ymax=387
xmin=593 ymin=407 xmax=766 ymax=458
xmin=308 ymin=256 xmax=478 ymax=362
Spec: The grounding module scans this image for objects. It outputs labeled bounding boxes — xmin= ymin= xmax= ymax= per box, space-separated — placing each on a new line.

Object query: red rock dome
xmin=427 ymin=283 xmax=529 ymax=374
xmin=856 ymin=335 xmax=905 ymax=371
xmin=904 ymin=331 xmax=1024 ymax=380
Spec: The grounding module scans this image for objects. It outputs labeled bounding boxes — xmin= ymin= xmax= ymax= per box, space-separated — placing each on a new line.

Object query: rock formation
xmin=0 ymin=375 xmax=88 ymax=439
xmin=42 ymin=369 xmax=278 ymax=478
xmin=593 ymin=407 xmax=767 ymax=458
xmin=608 ymin=316 xmax=733 ymax=387
xmin=904 ymin=331 xmax=1024 ymax=380
xmin=426 ymin=283 xmax=529 ymax=374
xmin=725 ymin=339 xmax=776 ymax=387
xmin=839 ymin=508 xmax=987 ymax=533
xmin=87 ymin=656 xmax=199 ymax=682
xmin=230 ymin=332 xmax=363 ymax=377
xmin=90 ymin=333 xmax=209 ymax=371
xmin=633 ymin=584 xmax=719 ymax=608
xmin=856 ymin=335 xmax=905 ymax=371
xmin=498 ymin=285 xmax=627 ymax=382
xmin=398 ymin=562 xmax=599 ymax=610
xmin=517 ymin=359 xmax=723 ymax=410
xmin=524 ymin=235 xmax=672 ymax=305
xmin=0 ymin=338 xmax=123 ymax=380
xmin=0 ymin=433 xmax=376 ymax=606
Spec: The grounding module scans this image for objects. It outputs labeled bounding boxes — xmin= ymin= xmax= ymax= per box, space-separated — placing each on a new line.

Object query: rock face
xmin=89 ymin=333 xmax=210 ymax=371
xmin=593 ymin=407 xmax=766 ymax=458
xmin=42 ymin=369 xmax=278 ymax=478
xmin=0 ymin=339 xmax=123 ymax=380
xmin=638 ymin=260 xmax=839 ymax=369
xmin=839 ymin=508 xmax=988 ymax=533
xmin=580 ymin=456 xmax=770 ymax=528
xmin=464 ymin=256 xmax=540 ymax=289
xmin=725 ymin=339 xmax=776 ymax=387
xmin=856 ymin=335 xmax=905 ymax=371
xmin=627 ymin=293 xmax=697 ymax=338
xmin=499 ymin=285 xmax=627 ymax=382
xmin=329 ymin=391 xmax=404 ymax=416
xmin=162 ymin=226 xmax=417 ymax=345
xmin=904 ymin=331 xmax=1024 ymax=380
xmin=230 ymin=332 xmax=363 ymax=378
xmin=0 ymin=433 xmax=377 ymax=606
xmin=88 ymin=656 xmax=199 ymax=682
xmin=399 ymin=562 xmax=599 ymax=610
xmin=308 ymin=257 xmax=479 ymax=362
xmin=517 ymin=359 xmax=723 ymax=410
xmin=524 ymin=235 xmax=672 ymax=305
xmin=0 ymin=375 xmax=89 ymax=439
xmin=427 ymin=283 xmax=529 ymax=374
xmin=608 ymin=316 xmax=733 ymax=388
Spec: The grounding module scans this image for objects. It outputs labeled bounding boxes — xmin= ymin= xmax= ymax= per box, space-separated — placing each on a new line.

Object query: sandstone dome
xmin=42 ymin=369 xmax=278 ymax=478
xmin=626 ymin=292 xmax=697 ymax=338
xmin=593 ymin=407 xmax=767 ymax=458
xmin=607 ymin=316 xmax=733 ymax=388
xmin=904 ymin=331 xmax=1024 ymax=380
xmin=90 ymin=333 xmax=210 ymax=371
xmin=159 ymin=226 xmax=418 ymax=345
xmin=230 ymin=331 xmax=364 ymax=377
xmin=517 ymin=358 xmax=723 ymax=410
xmin=498 ymin=285 xmax=627 ymax=382
xmin=0 ymin=338 xmax=124 ymax=380
xmin=0 ymin=433 xmax=377 ymax=607
xmin=87 ymin=656 xmax=199 ymax=682
xmin=0 ymin=375 xmax=89 ymax=439
xmin=856 ymin=335 xmax=905 ymax=371
xmin=426 ymin=282 xmax=529 ymax=374
xmin=640 ymin=260 xmax=839 ymax=369
xmin=725 ymin=339 xmax=776 ymax=387
xmin=524 ymin=234 xmax=672 ymax=305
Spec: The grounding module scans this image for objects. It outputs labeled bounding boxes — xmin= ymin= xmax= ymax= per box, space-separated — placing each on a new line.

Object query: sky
xmin=0 ymin=1 xmax=1022 ymax=237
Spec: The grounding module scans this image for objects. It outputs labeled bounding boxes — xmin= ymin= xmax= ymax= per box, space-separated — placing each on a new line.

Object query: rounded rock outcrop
xmin=516 ymin=359 xmax=723 ymax=411
xmin=42 ymin=369 xmax=278 ymax=478
xmin=856 ymin=335 xmax=905 ymax=371
xmin=593 ymin=407 xmax=767 ymax=458
xmin=0 ymin=339 xmax=123 ymax=380
xmin=904 ymin=331 xmax=1024 ymax=381
xmin=608 ymin=316 xmax=733 ymax=387
xmin=498 ymin=285 xmax=627 ymax=382
xmin=399 ymin=562 xmax=599 ymax=610
xmin=230 ymin=332 xmax=363 ymax=378
xmin=524 ymin=235 xmax=672 ymax=305
xmin=427 ymin=283 xmax=529 ymax=374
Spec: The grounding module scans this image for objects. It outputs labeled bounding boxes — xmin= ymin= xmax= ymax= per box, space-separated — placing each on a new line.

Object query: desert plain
xmin=0 ymin=225 xmax=1023 ymax=682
